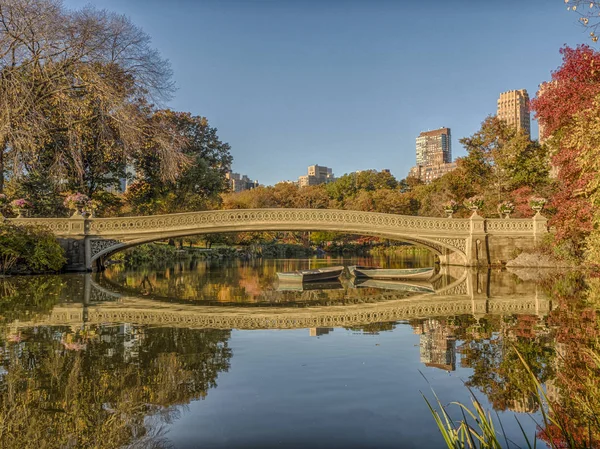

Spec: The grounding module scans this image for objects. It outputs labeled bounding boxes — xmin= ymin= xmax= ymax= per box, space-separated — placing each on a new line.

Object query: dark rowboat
xmin=276 ymin=266 xmax=345 ymax=282
xmin=348 ymin=265 xmax=434 ymax=281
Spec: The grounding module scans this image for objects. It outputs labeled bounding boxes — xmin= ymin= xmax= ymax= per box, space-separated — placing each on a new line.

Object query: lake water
xmin=0 ymin=256 xmax=597 ymax=448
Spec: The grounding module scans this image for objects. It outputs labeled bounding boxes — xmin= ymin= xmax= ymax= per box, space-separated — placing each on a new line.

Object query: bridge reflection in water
xmin=10 ymin=267 xmax=551 ymax=331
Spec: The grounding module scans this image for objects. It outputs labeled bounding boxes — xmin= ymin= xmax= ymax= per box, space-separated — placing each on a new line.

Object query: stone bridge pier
xmin=10 ymin=208 xmax=548 ymax=271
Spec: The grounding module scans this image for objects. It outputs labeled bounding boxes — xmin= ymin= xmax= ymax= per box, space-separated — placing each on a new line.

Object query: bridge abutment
xmin=54 ymin=215 xmax=89 ymax=272
xmin=466 ymin=212 xmax=490 ymax=266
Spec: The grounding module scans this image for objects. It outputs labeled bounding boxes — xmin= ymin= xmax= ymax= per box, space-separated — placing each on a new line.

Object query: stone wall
xmin=487 ymin=235 xmax=538 ymax=266
xmin=58 ymin=237 xmax=87 ymax=272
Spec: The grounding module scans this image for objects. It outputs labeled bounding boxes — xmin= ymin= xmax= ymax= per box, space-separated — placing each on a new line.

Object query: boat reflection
xmin=350 ymin=278 xmax=435 ymax=293
xmin=276 ymin=280 xmax=344 ymax=292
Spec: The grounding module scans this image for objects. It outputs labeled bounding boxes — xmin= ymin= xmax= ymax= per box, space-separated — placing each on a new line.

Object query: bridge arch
xmin=89 ymin=230 xmax=460 ymax=268
xmin=86 ymin=208 xmax=471 ymax=269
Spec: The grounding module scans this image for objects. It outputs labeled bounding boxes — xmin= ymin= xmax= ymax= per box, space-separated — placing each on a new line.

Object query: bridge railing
xmin=8 ymin=208 xmax=547 ymax=239
xmin=84 ymin=209 xmax=474 ymax=236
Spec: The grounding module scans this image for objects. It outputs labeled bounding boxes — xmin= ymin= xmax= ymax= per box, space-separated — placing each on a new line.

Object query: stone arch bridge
xmin=11 ymin=208 xmax=548 ymax=271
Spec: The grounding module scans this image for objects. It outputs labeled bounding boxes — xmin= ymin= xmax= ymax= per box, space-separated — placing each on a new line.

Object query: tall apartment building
xmin=226 ymin=171 xmax=259 ymax=192
xmin=535 ymin=82 xmax=558 ymax=178
xmin=409 ymin=127 xmax=456 ymax=184
xmin=415 ymin=318 xmax=456 ymax=372
xmin=415 ymin=128 xmax=452 ymax=165
xmin=298 ymin=164 xmax=335 ymax=187
xmin=535 ymin=82 xmax=557 ymax=145
xmin=497 ymin=89 xmax=530 ymax=138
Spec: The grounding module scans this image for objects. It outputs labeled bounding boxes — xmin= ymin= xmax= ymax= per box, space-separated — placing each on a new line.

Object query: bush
xmin=0 ymin=223 xmax=66 ymax=273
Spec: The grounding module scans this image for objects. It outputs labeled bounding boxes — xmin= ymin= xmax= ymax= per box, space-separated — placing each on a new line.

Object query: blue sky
xmin=65 ymin=0 xmax=587 ymax=185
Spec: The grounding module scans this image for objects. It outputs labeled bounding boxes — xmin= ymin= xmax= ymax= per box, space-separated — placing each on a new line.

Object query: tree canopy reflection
xmin=0 ymin=324 xmax=231 ymax=448
xmin=98 ymin=259 xmax=427 ymax=307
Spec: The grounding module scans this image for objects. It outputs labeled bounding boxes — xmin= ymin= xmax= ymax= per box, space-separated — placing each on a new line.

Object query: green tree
xmin=128 ymin=111 xmax=233 ymax=214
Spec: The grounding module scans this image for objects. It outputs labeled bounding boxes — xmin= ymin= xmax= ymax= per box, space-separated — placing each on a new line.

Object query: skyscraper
xmin=409 ymin=127 xmax=456 ymax=184
xmin=497 ymin=89 xmax=531 ymax=138
xmin=415 ymin=128 xmax=452 ymax=165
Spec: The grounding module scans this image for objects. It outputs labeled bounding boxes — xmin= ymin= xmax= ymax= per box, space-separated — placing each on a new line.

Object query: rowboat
xmin=351 ymin=278 xmax=435 ymax=293
xmin=276 ymin=266 xmax=345 ymax=282
xmin=347 ymin=266 xmax=434 ymax=281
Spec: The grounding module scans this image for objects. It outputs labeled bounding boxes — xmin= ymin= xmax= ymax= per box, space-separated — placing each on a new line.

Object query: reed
xmin=424 ymin=348 xmax=600 ymax=449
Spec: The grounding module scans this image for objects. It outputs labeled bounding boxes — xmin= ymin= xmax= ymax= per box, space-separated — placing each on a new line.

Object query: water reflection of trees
xmin=102 ymin=259 xmax=284 ymax=303
xmin=458 ymin=315 xmax=554 ymax=413
xmin=99 ymin=260 xmax=425 ymax=307
xmin=344 ymin=321 xmax=398 ymax=334
xmin=408 ymin=273 xmax=600 ymax=446
xmin=4 ymin=269 xmax=600 ymax=446
xmin=537 ymin=274 xmax=600 ymax=447
xmin=0 ymin=325 xmax=232 ymax=448
xmin=100 ymin=256 xmax=434 ymax=305
xmin=409 ymin=314 xmax=555 ymax=413
xmin=0 ymin=275 xmax=68 ymax=324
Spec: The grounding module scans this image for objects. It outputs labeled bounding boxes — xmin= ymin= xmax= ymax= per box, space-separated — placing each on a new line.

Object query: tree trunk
xmin=0 ymin=139 xmax=6 ymax=193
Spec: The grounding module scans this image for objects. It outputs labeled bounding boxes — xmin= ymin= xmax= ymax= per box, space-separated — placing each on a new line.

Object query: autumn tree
xmin=345 ymin=189 xmax=418 ymax=215
xmin=326 ymin=170 xmax=398 ymax=208
xmin=458 ymin=116 xmax=549 ymax=205
xmin=221 ymin=185 xmax=276 ymax=210
xmin=0 ymin=1 xmax=186 ymax=201
xmin=410 ymin=168 xmax=478 ymax=217
xmin=531 ymin=45 xmax=600 ymax=260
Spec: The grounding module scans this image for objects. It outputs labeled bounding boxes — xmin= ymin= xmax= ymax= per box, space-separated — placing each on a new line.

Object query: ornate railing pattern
xmin=10 ymin=217 xmax=72 ymax=232
xmin=10 ymin=210 xmax=544 ymax=240
xmin=85 ymin=209 xmax=472 ymax=236
xmin=13 ymin=295 xmax=551 ymax=330
xmin=485 ymin=219 xmax=535 ymax=233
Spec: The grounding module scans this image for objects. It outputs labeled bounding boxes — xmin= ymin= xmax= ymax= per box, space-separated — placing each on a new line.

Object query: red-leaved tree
xmin=530 ymin=45 xmax=600 ymax=258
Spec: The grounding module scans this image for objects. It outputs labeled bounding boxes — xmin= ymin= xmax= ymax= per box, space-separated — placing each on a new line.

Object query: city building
xmin=415 ymin=128 xmax=452 ymax=166
xmin=409 ymin=162 xmax=457 ymax=184
xmin=408 ymin=127 xmax=456 ymax=184
xmin=226 ymin=172 xmax=259 ymax=192
xmin=309 ymin=328 xmax=334 ymax=337
xmin=298 ymin=164 xmax=335 ymax=187
xmin=536 ymin=83 xmax=549 ymax=145
xmin=533 ymin=82 xmax=561 ymax=179
xmin=497 ymin=89 xmax=531 ymax=138
xmin=415 ymin=318 xmax=456 ymax=371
